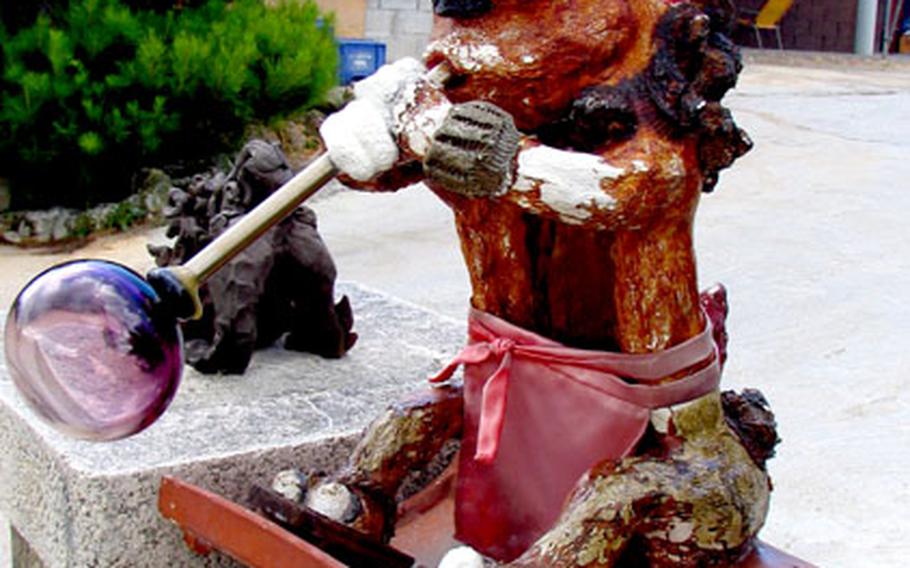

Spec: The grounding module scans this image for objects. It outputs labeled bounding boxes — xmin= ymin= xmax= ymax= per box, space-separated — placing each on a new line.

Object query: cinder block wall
xmin=364 ymin=0 xmax=435 ymax=61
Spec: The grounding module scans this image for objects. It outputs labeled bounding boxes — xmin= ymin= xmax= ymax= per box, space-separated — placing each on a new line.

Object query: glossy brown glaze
xmin=366 ymin=0 xmax=750 ymax=362
xmin=439 ymin=124 xmax=705 ymax=353
xmin=426 ymin=0 xmax=665 ymax=131
xmin=422 ymin=0 xmax=729 ymax=357
xmin=315 ymin=0 xmax=770 ymax=563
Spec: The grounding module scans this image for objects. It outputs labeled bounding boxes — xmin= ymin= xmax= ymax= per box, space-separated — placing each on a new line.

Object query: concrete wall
xmin=363 ymin=0 xmax=435 ymax=62
xmin=313 ymin=0 xmax=434 ymax=62
xmin=314 ymin=0 xmax=367 ymax=37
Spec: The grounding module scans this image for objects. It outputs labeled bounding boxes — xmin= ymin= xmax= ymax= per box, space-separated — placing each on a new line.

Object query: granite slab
xmin=0 ymin=282 xmax=466 ymax=567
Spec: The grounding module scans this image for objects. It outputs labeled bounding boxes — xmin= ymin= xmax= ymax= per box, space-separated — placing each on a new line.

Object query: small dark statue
xmin=148 ymin=140 xmax=357 ymax=374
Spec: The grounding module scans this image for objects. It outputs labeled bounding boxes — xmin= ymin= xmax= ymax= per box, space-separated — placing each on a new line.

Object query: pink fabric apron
xmin=430 ymin=307 xmax=722 ymax=562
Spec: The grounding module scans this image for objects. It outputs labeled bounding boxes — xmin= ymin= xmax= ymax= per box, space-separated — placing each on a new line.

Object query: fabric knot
xmin=427 ymin=335 xmax=516 ymax=463
xmin=489 ymin=337 xmax=515 ymax=356
xmin=428 ymin=336 xmax=515 ymax=385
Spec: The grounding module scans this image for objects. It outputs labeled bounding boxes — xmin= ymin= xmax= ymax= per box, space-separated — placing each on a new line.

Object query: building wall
xmin=319 ymin=1 xmax=885 ymax=61
xmin=734 ymin=0 xmax=890 ymax=53
xmin=313 ymin=0 xmax=368 ymax=37
xmin=363 ymin=0 xmax=435 ymax=61
xmin=313 ymin=0 xmax=434 ymax=62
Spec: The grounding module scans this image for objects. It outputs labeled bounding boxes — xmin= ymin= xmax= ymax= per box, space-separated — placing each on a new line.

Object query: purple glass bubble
xmin=4 ymin=260 xmax=183 ymax=441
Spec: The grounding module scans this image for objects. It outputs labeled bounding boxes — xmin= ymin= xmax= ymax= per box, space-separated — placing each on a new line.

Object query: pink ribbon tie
xmin=430 ymin=337 xmax=516 ymax=463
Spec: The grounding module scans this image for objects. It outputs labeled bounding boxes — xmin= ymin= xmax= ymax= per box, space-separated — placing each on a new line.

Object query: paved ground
xmin=1 ymin=58 xmax=908 ymax=566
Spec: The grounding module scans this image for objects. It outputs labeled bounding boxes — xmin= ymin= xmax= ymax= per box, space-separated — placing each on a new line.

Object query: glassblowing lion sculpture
xmin=268 ymin=0 xmax=782 ymax=566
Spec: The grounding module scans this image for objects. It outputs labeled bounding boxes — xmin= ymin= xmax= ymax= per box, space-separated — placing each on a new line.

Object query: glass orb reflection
xmin=4 ymin=260 xmax=182 ymax=441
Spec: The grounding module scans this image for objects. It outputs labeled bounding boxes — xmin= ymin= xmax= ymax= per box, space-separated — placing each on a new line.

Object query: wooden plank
xmin=158 ymin=476 xmax=345 ymax=568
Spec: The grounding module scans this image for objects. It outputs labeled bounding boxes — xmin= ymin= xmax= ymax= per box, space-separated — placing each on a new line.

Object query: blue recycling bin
xmin=338 ymin=39 xmax=387 ymax=85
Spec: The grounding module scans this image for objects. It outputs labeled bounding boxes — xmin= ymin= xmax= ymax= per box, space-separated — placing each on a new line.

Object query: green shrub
xmin=102 ymin=198 xmax=145 ymax=230
xmin=0 ymin=0 xmax=337 ymax=209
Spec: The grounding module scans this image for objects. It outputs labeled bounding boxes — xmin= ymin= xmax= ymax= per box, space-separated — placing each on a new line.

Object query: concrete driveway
xmin=1 ymin=56 xmax=908 ymax=566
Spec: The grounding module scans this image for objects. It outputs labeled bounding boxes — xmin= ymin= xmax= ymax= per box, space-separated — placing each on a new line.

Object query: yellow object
xmin=755 ymin=0 xmax=796 ymax=28
xmin=738 ymin=0 xmax=796 ymax=49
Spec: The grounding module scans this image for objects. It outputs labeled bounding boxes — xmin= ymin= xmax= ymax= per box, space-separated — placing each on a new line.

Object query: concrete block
xmin=394 ymin=11 xmax=434 ymax=35
xmin=388 ymin=34 xmax=432 ymax=61
xmin=365 ymin=8 xmax=397 ymax=36
xmin=0 ymin=283 xmax=465 ymax=567
xmin=380 ymin=0 xmax=417 ymax=10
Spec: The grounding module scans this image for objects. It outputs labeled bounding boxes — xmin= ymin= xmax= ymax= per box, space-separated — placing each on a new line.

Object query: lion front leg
xmin=512 ymin=392 xmax=774 ymax=567
xmin=273 ymin=384 xmax=465 ymax=542
xmin=509 ymin=457 xmax=665 ymax=567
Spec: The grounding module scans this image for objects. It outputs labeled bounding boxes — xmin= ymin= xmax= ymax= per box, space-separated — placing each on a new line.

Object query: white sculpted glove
xmin=319 ymin=58 xmax=425 ymax=181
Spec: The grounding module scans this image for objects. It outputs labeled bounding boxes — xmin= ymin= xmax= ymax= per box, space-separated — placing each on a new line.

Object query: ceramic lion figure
xmin=149 ymin=140 xmax=356 ymax=374
xmin=270 ymin=1 xmax=779 ymax=565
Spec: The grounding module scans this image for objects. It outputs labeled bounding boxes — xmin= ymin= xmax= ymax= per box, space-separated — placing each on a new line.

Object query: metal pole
xmin=183 ymin=153 xmax=338 ymax=285
xmin=855 ymin=0 xmax=879 ymax=55
xmin=883 ymin=0 xmax=894 ymax=54
xmin=152 ymin=153 xmax=338 ymax=320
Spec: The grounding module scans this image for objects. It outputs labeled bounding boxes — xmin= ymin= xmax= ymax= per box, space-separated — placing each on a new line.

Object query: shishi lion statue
xmin=269 ymin=0 xmax=779 ymax=566
xmin=149 ymin=140 xmax=356 ymax=374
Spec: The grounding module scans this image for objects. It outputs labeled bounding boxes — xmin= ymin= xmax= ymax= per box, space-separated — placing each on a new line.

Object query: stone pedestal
xmin=0 ymin=283 xmax=464 ymax=567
